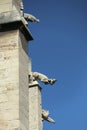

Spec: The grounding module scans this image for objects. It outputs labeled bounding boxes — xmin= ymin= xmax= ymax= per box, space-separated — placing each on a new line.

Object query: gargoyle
xmin=29 ymin=72 xmax=57 ymax=85
xmin=19 ymin=0 xmax=39 ymax=23
xmin=24 ymin=13 xmax=39 ymax=23
xmin=19 ymin=0 xmax=24 ymax=15
xmin=42 ymin=109 xmax=55 ymax=123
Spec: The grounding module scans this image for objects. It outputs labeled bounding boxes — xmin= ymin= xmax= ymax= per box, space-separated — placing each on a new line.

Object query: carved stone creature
xmin=18 ymin=0 xmax=24 ymax=11
xmin=17 ymin=0 xmax=23 ymax=16
xmin=29 ymin=72 xmax=57 ymax=85
xmin=42 ymin=109 xmax=55 ymax=123
xmin=24 ymin=13 xmax=40 ymax=23
xmin=19 ymin=0 xmax=39 ymax=23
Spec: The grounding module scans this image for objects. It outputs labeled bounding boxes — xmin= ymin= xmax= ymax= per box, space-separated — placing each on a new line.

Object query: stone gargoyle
xmin=42 ymin=109 xmax=55 ymax=123
xmin=19 ymin=0 xmax=39 ymax=23
xmin=29 ymin=72 xmax=57 ymax=85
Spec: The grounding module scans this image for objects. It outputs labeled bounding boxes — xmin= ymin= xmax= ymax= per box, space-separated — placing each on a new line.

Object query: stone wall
xmin=29 ymin=85 xmax=42 ymax=130
xmin=19 ymin=31 xmax=29 ymax=130
xmin=0 ymin=30 xmax=29 ymax=130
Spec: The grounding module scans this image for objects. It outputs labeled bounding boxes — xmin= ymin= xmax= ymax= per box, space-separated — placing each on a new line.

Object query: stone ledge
xmin=0 ymin=20 xmax=33 ymax=41
xmin=29 ymin=81 xmax=42 ymax=90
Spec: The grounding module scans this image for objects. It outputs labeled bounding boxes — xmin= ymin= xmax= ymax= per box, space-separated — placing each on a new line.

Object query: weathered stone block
xmin=0 ymin=0 xmax=21 ymax=24
xmin=29 ymin=85 xmax=42 ymax=130
xmin=0 ymin=29 xmax=29 ymax=130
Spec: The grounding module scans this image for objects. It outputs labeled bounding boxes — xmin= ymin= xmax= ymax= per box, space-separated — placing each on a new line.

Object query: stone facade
xmin=28 ymin=59 xmax=42 ymax=130
xmin=0 ymin=30 xmax=29 ymax=130
xmin=0 ymin=1 xmax=43 ymax=130
xmin=29 ymin=84 xmax=42 ymax=130
xmin=0 ymin=0 xmax=25 ymax=25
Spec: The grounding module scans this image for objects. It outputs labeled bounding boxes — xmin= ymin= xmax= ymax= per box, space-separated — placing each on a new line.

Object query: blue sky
xmin=24 ymin=0 xmax=87 ymax=130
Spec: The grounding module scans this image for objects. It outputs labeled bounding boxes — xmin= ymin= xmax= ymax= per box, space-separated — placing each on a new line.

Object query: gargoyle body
xmin=42 ymin=109 xmax=55 ymax=123
xmin=19 ymin=0 xmax=39 ymax=23
xmin=29 ymin=72 xmax=57 ymax=85
xmin=24 ymin=13 xmax=39 ymax=23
